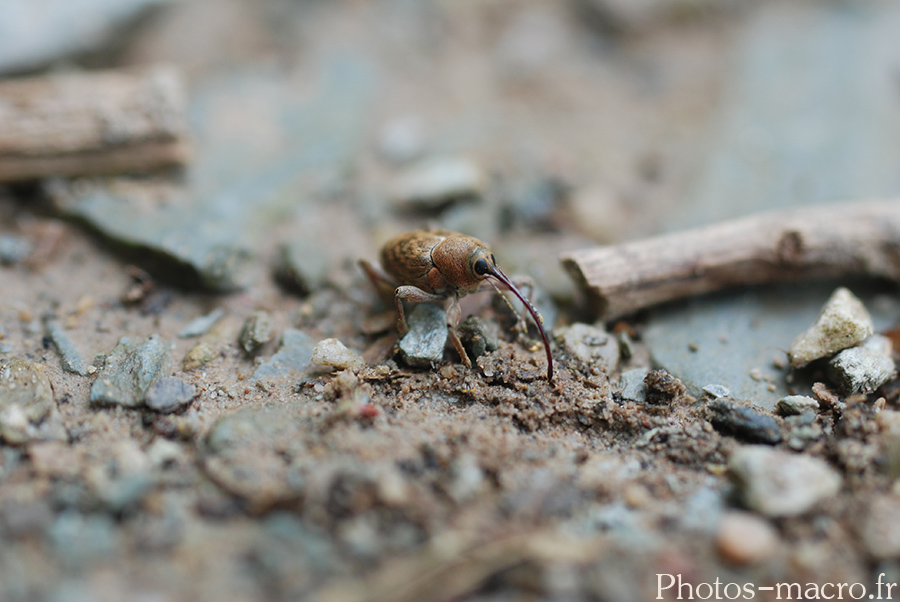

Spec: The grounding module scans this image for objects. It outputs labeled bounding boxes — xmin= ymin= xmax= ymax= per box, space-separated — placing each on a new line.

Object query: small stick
xmin=0 ymin=65 xmax=191 ymax=183
xmin=561 ymin=200 xmax=900 ymax=320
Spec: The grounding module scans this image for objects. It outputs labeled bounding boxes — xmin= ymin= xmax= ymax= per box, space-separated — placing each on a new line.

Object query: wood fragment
xmin=0 ymin=65 xmax=191 ymax=182
xmin=561 ymin=200 xmax=900 ymax=320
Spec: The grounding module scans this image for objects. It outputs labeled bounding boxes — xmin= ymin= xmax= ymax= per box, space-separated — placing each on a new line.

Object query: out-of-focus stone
xmin=776 ymin=395 xmax=819 ymax=416
xmin=238 ymin=311 xmax=273 ymax=354
xmin=0 ymin=359 xmax=65 ymax=444
xmin=716 ymin=511 xmax=779 ymax=566
xmin=144 ymin=377 xmax=196 ymax=413
xmin=709 ymin=399 xmax=781 ymax=445
xmin=728 ymin=445 xmax=841 ymax=517
xmin=390 ymin=157 xmax=485 ymax=211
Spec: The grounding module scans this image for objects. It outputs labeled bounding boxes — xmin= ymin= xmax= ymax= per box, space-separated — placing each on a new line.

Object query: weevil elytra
xmin=360 ymin=229 xmax=553 ymax=381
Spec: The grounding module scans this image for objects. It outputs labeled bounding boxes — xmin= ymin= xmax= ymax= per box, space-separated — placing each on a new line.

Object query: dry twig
xmin=562 ymin=200 xmax=900 ymax=320
xmin=0 ymin=65 xmax=190 ymax=182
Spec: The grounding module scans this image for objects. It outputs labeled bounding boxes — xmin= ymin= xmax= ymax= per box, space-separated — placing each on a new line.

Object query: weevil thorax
xmin=431 ymin=233 xmax=490 ymax=295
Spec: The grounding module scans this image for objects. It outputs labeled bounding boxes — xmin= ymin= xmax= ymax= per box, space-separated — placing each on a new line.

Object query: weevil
xmin=360 ymin=229 xmax=553 ymax=381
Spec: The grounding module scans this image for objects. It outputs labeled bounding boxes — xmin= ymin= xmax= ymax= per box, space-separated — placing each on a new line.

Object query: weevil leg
xmin=394 ymin=285 xmax=446 ymax=335
xmin=359 ymin=259 xmax=399 ymax=306
xmin=445 ymin=295 xmax=472 ymax=369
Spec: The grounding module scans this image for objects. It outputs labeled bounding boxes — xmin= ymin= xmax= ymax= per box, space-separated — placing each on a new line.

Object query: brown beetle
xmin=360 ymin=229 xmax=553 ymax=380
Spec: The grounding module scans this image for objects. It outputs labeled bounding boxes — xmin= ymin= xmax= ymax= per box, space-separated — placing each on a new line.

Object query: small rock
xmin=709 ymin=399 xmax=782 ymax=444
xmin=0 ymin=234 xmax=32 ymax=265
xmin=788 ymin=287 xmax=874 ymax=368
xmin=728 ymin=445 xmax=841 ymax=517
xmin=311 ymin=338 xmax=366 ymax=371
xmin=702 ymin=384 xmax=731 ymax=398
xmin=0 ymin=359 xmax=65 ymax=444
xmin=558 ymin=323 xmax=619 ymax=371
xmin=859 ymin=494 xmax=900 ymax=559
xmin=827 ymin=335 xmax=896 ymax=395
xmin=644 ymin=369 xmax=686 ymax=403
xmin=146 ymin=438 xmax=185 ymax=468
xmin=444 ymin=453 xmax=485 ymax=503
xmin=390 ymin=156 xmax=485 ymax=211
xmin=272 ymin=239 xmax=330 ymax=297
xmin=716 ymin=511 xmax=779 ymax=566
xmin=619 ymin=367 xmax=650 ymax=402
xmin=144 ymin=377 xmax=196 ymax=413
xmin=457 ymin=316 xmax=500 ymax=360
xmin=239 ymin=310 xmax=273 ymax=354
xmin=776 ymin=395 xmax=820 ymax=416
xmin=377 ymin=115 xmax=425 ymax=164
xmin=48 ymin=511 xmax=119 ymax=569
xmin=44 ymin=318 xmax=89 ymax=375
xmin=251 ymin=329 xmax=314 ymax=384
xmin=399 ymin=304 xmax=448 ymax=368
xmin=178 ymin=308 xmax=225 ymax=338
xmin=90 ymin=336 xmax=170 ymax=408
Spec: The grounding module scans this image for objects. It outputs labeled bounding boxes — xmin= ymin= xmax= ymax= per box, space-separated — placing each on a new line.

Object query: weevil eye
xmin=473 ymin=258 xmax=490 ymax=276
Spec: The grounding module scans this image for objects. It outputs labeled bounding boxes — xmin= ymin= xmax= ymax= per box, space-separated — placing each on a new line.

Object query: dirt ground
xmin=1 ymin=1 xmax=899 ymax=601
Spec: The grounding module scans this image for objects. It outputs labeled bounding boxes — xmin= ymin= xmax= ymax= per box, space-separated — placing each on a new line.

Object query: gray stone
xmin=251 ymin=329 xmax=314 ymax=385
xmin=859 ymin=495 xmax=900 ymax=560
xmin=47 ymin=511 xmax=119 ymax=569
xmin=145 ymin=377 xmax=196 ymax=413
xmin=557 ymin=323 xmax=619 ymax=372
xmin=0 ymin=358 xmax=66 ymax=444
xmin=399 ymin=304 xmax=448 ymax=368
xmin=619 ymin=367 xmax=650 ymax=403
xmin=644 ymin=283 xmax=900 ymax=411
xmin=178 ymin=308 xmax=225 ymax=338
xmin=789 ymin=287 xmax=874 ymax=368
xmin=776 ymin=395 xmax=819 ymax=416
xmin=272 ymin=239 xmax=330 ymax=297
xmin=728 ymin=445 xmax=841 ymax=517
xmin=702 ymin=384 xmax=731 ymax=399
xmin=708 ymin=399 xmax=781 ymax=445
xmin=0 ymin=0 xmax=168 ymax=74
xmin=377 ymin=115 xmax=425 ymax=164
xmin=389 ymin=156 xmax=485 ymax=210
xmin=49 ymin=56 xmax=374 ymax=291
xmin=671 ymin=2 xmax=900 ymax=231
xmin=310 ymin=338 xmax=366 ymax=371
xmin=458 ymin=316 xmax=500 ymax=360
xmin=44 ymin=318 xmax=89 ymax=375
xmin=0 ymin=234 xmax=32 ymax=265
xmin=90 ymin=336 xmax=170 ymax=408
xmin=238 ymin=310 xmax=273 ymax=354
xmin=827 ymin=335 xmax=896 ymax=395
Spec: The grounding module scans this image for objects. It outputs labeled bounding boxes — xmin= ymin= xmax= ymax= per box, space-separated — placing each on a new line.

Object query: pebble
xmin=178 ymin=308 xmax=225 ymax=338
xmin=398 ymin=304 xmax=448 ymax=368
xmin=90 ymin=336 xmax=170 ymax=408
xmin=457 ymin=316 xmax=500 ymax=360
xmin=0 ymin=234 xmax=32 ymax=265
xmin=389 ymin=156 xmax=485 ymax=211
xmin=377 ymin=115 xmax=425 ymax=164
xmin=702 ymin=384 xmax=731 ymax=399
xmin=708 ymin=399 xmax=782 ymax=444
xmin=776 ymin=395 xmax=820 ymax=416
xmin=788 ymin=287 xmax=874 ymax=368
xmin=859 ymin=494 xmax=900 ymax=559
xmin=272 ymin=239 xmax=330 ymax=297
xmin=310 ymin=338 xmax=366 ymax=371
xmin=144 ymin=377 xmax=196 ymax=413
xmin=48 ymin=511 xmax=119 ymax=569
xmin=0 ymin=359 xmax=65 ymax=444
xmin=146 ymin=438 xmax=185 ymax=468
xmin=557 ymin=323 xmax=620 ymax=371
xmin=644 ymin=369 xmax=686 ymax=403
xmin=827 ymin=335 xmax=896 ymax=395
xmin=238 ymin=310 xmax=273 ymax=354
xmin=44 ymin=318 xmax=89 ymax=375
xmin=250 ymin=329 xmax=314 ymax=384
xmin=716 ymin=510 xmax=779 ymax=566
xmin=619 ymin=367 xmax=650 ymax=403
xmin=728 ymin=445 xmax=841 ymax=517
